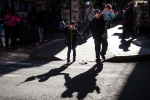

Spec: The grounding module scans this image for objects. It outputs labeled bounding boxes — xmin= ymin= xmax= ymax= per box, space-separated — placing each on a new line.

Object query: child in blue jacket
xmin=102 ymin=4 xmax=118 ymax=39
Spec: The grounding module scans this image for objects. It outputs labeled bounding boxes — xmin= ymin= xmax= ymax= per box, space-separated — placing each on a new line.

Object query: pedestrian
xmin=27 ymin=6 xmax=36 ymax=34
xmin=47 ymin=7 xmax=54 ymax=34
xmin=122 ymin=2 xmax=135 ymax=39
xmin=63 ymin=20 xmax=83 ymax=64
xmin=34 ymin=4 xmax=46 ymax=45
xmin=0 ymin=12 xmax=6 ymax=48
xmin=4 ymin=6 xmax=23 ymax=50
xmin=82 ymin=9 xmax=107 ymax=64
xmin=84 ymin=2 xmax=95 ymax=38
xmin=101 ymin=4 xmax=118 ymax=39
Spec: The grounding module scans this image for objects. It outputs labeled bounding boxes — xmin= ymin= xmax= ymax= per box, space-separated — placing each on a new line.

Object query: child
xmin=63 ymin=20 xmax=82 ymax=63
xmin=102 ymin=4 xmax=118 ymax=39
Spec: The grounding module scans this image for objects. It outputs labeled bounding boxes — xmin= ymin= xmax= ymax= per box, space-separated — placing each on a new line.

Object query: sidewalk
xmin=0 ymin=22 xmax=150 ymax=62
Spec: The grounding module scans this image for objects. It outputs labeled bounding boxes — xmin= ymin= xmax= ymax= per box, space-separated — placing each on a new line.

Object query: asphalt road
xmin=0 ymin=60 xmax=150 ymax=100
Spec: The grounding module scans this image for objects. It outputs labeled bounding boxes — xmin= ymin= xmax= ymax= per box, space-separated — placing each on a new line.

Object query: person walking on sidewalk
xmin=4 ymin=6 xmax=23 ymax=50
xmin=122 ymin=2 xmax=135 ymax=39
xmin=63 ymin=20 xmax=83 ymax=63
xmin=27 ymin=6 xmax=36 ymax=34
xmin=84 ymin=3 xmax=95 ymax=38
xmin=82 ymin=9 xmax=107 ymax=64
xmin=34 ymin=4 xmax=46 ymax=45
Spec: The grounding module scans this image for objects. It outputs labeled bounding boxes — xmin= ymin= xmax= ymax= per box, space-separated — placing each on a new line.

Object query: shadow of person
xmin=16 ymin=62 xmax=73 ymax=86
xmin=119 ymin=39 xmax=132 ymax=52
xmin=61 ymin=64 xmax=103 ymax=100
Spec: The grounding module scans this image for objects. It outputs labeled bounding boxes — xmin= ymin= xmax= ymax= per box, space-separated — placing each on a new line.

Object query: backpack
xmin=59 ymin=21 xmax=66 ymax=30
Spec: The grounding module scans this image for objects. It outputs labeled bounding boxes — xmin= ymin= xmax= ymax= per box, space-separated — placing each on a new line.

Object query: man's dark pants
xmin=5 ymin=26 xmax=17 ymax=49
xmin=122 ymin=22 xmax=135 ymax=37
xmin=94 ymin=38 xmax=108 ymax=62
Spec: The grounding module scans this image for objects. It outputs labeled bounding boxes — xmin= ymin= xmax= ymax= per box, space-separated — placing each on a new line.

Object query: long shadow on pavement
xmin=119 ymin=39 xmax=132 ymax=52
xmin=61 ymin=64 xmax=103 ymax=100
xmin=16 ymin=62 xmax=74 ymax=86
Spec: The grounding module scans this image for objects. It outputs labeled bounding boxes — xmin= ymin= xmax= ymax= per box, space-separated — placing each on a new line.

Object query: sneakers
xmin=101 ymin=33 xmax=108 ymax=39
xmin=100 ymin=53 xmax=105 ymax=60
xmin=67 ymin=61 xmax=70 ymax=64
xmin=36 ymin=42 xmax=43 ymax=45
xmin=73 ymin=57 xmax=76 ymax=62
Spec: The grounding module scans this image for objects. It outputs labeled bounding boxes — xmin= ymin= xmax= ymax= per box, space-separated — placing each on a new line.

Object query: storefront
xmin=47 ymin=0 xmax=84 ymax=28
xmin=0 ymin=0 xmax=7 ymax=13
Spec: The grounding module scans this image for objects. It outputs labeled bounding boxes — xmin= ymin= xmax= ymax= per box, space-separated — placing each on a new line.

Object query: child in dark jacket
xmin=63 ymin=20 xmax=83 ymax=63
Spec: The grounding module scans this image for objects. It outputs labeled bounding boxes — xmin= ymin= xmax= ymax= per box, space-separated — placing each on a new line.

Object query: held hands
xmin=81 ymin=36 xmax=84 ymax=39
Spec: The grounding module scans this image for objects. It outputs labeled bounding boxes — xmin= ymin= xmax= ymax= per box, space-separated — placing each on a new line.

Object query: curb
xmin=0 ymin=52 xmax=61 ymax=61
xmin=1 ymin=52 xmax=150 ymax=62
xmin=106 ymin=54 xmax=150 ymax=62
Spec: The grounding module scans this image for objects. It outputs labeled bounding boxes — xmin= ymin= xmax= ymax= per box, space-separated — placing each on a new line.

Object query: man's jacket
xmin=82 ymin=17 xmax=105 ymax=39
xmin=63 ymin=26 xmax=81 ymax=46
xmin=124 ymin=7 xmax=134 ymax=22
xmin=36 ymin=9 xmax=46 ymax=25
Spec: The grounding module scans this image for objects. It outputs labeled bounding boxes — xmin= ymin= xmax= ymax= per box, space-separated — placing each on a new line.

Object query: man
xmin=82 ymin=9 xmax=107 ymax=64
xmin=34 ymin=4 xmax=46 ymax=45
xmin=84 ymin=3 xmax=95 ymax=38
xmin=122 ymin=2 xmax=135 ymax=39
xmin=27 ymin=6 xmax=36 ymax=34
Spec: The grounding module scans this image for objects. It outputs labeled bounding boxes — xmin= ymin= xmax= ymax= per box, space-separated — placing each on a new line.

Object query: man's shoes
xmin=67 ymin=61 xmax=70 ymax=64
xmin=73 ymin=57 xmax=76 ymax=62
xmin=100 ymin=53 xmax=105 ymax=60
xmin=96 ymin=59 xmax=101 ymax=65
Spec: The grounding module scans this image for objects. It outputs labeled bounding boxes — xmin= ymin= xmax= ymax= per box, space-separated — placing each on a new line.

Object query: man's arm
xmin=84 ymin=9 xmax=88 ymax=21
xmin=82 ymin=19 xmax=93 ymax=37
xmin=124 ymin=8 xmax=128 ymax=23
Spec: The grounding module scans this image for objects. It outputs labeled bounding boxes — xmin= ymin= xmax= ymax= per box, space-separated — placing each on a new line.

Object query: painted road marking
xmin=0 ymin=74 xmax=21 ymax=77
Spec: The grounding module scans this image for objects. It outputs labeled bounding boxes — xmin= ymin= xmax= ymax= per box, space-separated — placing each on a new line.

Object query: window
xmin=12 ymin=0 xmax=34 ymax=11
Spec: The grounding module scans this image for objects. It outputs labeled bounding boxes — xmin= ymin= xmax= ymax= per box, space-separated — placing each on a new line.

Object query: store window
xmin=11 ymin=0 xmax=35 ymax=11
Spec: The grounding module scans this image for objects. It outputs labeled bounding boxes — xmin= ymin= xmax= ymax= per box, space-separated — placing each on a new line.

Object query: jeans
xmin=67 ymin=45 xmax=76 ymax=61
xmin=38 ymin=24 xmax=44 ymax=43
xmin=94 ymin=38 xmax=108 ymax=62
